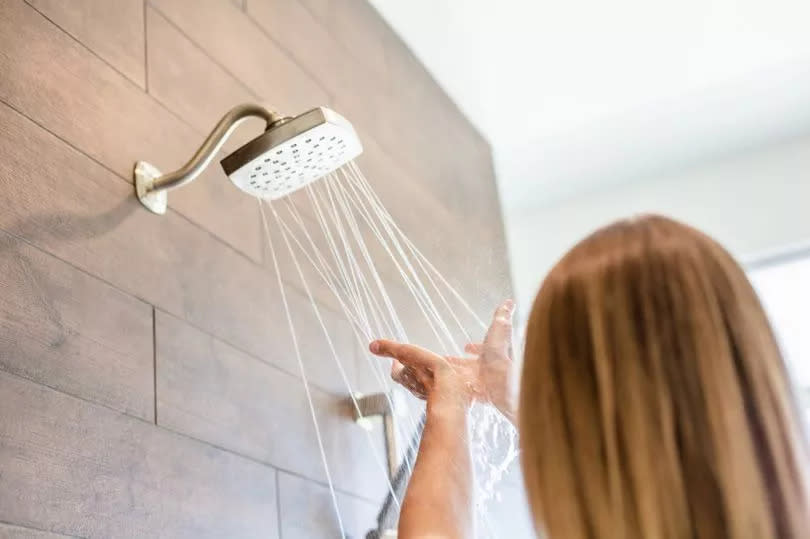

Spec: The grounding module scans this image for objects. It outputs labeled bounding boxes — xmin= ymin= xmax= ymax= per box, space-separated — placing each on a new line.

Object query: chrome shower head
xmin=221 ymin=107 xmax=362 ymax=199
xmin=133 ymin=104 xmax=362 ymax=214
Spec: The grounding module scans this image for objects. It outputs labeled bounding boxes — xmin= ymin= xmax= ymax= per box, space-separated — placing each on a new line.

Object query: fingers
xmin=399 ymin=366 xmax=428 ymax=399
xmin=390 ymin=361 xmax=428 ymax=399
xmin=484 ymin=299 xmax=514 ymax=353
xmin=370 ymin=339 xmax=442 ymax=370
xmin=464 ymin=343 xmax=483 ymax=355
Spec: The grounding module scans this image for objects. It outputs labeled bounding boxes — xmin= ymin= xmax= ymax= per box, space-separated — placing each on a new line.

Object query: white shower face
xmin=220 ymin=107 xmax=363 ymax=200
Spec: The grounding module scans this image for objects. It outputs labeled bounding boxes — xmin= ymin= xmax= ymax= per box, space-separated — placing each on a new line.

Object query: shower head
xmin=133 ymin=104 xmax=362 ymax=214
xmin=221 ymin=107 xmax=362 ymax=200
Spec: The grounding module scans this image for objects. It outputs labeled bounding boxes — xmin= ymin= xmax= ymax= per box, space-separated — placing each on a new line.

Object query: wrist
xmin=426 ymin=393 xmax=470 ymax=419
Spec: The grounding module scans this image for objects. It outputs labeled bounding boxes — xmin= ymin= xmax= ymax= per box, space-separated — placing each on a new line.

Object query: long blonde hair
xmin=519 ymin=215 xmax=810 ymax=539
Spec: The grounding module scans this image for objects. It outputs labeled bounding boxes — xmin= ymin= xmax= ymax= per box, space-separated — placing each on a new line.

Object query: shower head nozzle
xmin=220 ymin=107 xmax=363 ymax=200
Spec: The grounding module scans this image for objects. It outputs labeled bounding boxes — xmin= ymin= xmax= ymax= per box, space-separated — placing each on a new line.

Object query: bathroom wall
xmin=507 ymin=133 xmax=810 ymax=306
xmin=0 ymin=1 xmax=513 ymax=537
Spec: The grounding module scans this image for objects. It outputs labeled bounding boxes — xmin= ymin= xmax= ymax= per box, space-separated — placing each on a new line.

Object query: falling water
xmin=258 ymin=162 xmax=518 ymax=538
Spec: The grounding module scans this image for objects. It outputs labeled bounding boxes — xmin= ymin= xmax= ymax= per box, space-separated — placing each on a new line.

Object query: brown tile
xmin=277 ymin=471 xmax=380 ymax=539
xmin=330 ymin=70 xmax=390 ymax=150
xmin=27 ymin=0 xmax=146 ymax=88
xmin=244 ymin=0 xmax=391 ymax=147
xmin=245 ymin=0 xmax=388 ymax=139
xmin=0 ymin=231 xmax=153 ymax=420
xmin=155 ymin=309 xmax=324 ymax=472
xmin=352 ymin=135 xmax=463 ymax=264
xmin=0 ymin=100 xmax=281 ymax=375
xmin=245 ymin=0 xmax=339 ymax=88
xmin=155 ymin=311 xmax=388 ymax=498
xmin=293 ymin=297 xmax=358 ymax=395
xmin=0 ymin=371 xmax=278 ymax=538
xmin=0 ymin=0 xmax=263 ymax=262
xmin=353 ymin=337 xmax=391 ymax=396
xmin=314 ymin=388 xmax=390 ymax=501
xmin=151 ymin=0 xmax=330 ymax=114
xmin=328 ymin=0 xmax=389 ymax=80
xmin=0 ymin=523 xmax=76 ymax=538
xmin=145 ymin=6 xmax=267 ymax=153
xmin=297 ymin=0 xmax=331 ymax=22
xmin=258 ymin=197 xmax=351 ymax=314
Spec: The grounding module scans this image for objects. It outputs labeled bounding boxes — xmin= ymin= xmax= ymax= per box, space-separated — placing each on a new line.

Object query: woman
xmin=370 ymin=215 xmax=810 ymax=538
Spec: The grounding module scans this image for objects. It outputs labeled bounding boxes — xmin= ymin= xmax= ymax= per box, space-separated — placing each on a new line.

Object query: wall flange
xmin=134 ymin=161 xmax=167 ymax=215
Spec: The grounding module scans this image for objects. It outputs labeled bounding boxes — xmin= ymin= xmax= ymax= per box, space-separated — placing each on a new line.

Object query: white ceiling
xmin=369 ymin=0 xmax=810 ymax=213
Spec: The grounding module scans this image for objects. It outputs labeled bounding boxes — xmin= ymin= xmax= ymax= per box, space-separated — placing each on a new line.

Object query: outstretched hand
xmin=369 ymin=300 xmax=516 ymax=419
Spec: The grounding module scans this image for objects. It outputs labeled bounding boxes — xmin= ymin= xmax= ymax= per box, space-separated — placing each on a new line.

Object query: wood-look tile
xmin=328 ymin=0 xmax=389 ymax=81
xmin=245 ymin=0 xmax=339 ymax=88
xmin=0 ymin=371 xmax=279 ymax=538
xmin=155 ymin=310 xmax=388 ymax=498
xmin=145 ymin=6 xmax=267 ymax=153
xmin=0 ymin=100 xmax=287 ymax=377
xmin=0 ymin=523 xmax=76 ymax=539
xmin=155 ymin=309 xmax=325 ymax=472
xmin=151 ymin=0 xmax=330 ymax=114
xmin=0 ymin=0 xmax=513 ymax=533
xmin=297 ymin=0 xmax=331 ymax=22
xmin=245 ymin=0 xmax=387 ymax=141
xmin=0 ymin=231 xmax=153 ymax=421
xmin=0 ymin=0 xmax=262 ymax=262
xmin=27 ymin=0 xmax=146 ymax=88
xmin=277 ymin=471 xmax=379 ymax=539
xmin=314 ymin=386 xmax=390 ymax=501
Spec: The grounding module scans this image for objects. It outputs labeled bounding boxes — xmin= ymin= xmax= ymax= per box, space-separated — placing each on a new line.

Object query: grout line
xmin=151 ymin=307 xmax=351 ymax=397
xmin=275 ymin=470 xmax=283 ymax=539
xmin=237 ymin=10 xmax=442 ymax=187
xmin=22 ymin=0 xmax=146 ymax=91
xmin=237 ymin=7 xmax=336 ymax=106
xmin=3 ymin=3 xmax=401 ymax=390
xmin=0 ymin=96 xmax=262 ymax=269
xmin=143 ymin=0 xmax=149 ymax=93
xmin=0 ymin=98 xmax=126 ymax=183
xmin=0 ymin=367 xmax=383 ymax=505
xmin=0 ymin=192 xmax=350 ymax=401
xmin=294 ymin=0 xmax=387 ymax=86
xmin=0 ymin=366 xmax=151 ymax=424
xmin=0 ymin=137 xmax=345 ymax=400
xmin=18 ymin=0 xmax=254 ymax=192
xmin=24 ymin=0 xmax=428 ymax=242
xmin=25 ymin=0 xmax=478 ymax=207
xmin=149 ymin=5 xmax=263 ymax=101
xmin=0 ymin=103 xmax=373 ymax=402
xmin=152 ymin=306 xmax=158 ymax=424
xmin=0 ymin=519 xmax=84 ymax=539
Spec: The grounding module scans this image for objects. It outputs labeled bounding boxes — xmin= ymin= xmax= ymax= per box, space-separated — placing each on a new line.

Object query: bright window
xmin=749 ymin=255 xmax=810 ymax=412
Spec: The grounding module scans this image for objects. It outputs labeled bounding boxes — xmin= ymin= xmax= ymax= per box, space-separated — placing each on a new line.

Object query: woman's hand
xmin=369 ymin=300 xmax=517 ymax=419
xmin=466 ymin=299 xmax=517 ymax=422
xmin=369 ymin=339 xmax=482 ymax=411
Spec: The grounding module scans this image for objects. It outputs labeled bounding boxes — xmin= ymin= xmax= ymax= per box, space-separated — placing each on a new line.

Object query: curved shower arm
xmin=134 ymin=103 xmax=289 ymax=215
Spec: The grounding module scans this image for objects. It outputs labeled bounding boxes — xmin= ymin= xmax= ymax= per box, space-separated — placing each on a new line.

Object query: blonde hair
xmin=519 ymin=215 xmax=810 ymax=539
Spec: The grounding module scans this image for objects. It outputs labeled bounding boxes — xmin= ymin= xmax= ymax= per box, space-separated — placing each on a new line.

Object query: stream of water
xmin=258 ymin=163 xmax=518 ymax=537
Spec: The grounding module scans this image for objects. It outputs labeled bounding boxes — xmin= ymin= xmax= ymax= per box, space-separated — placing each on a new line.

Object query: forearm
xmin=398 ymin=400 xmax=474 ymax=539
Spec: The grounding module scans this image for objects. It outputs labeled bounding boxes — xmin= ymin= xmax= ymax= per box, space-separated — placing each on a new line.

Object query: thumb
xmin=484 ymin=299 xmax=514 ymax=353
